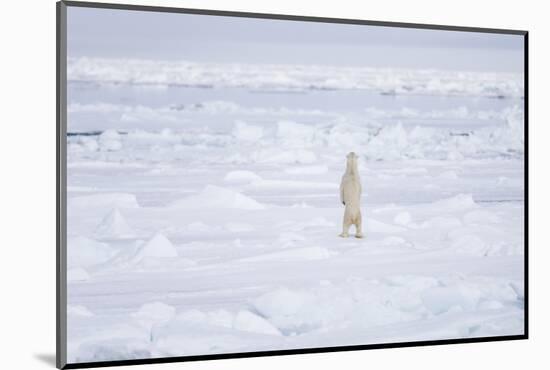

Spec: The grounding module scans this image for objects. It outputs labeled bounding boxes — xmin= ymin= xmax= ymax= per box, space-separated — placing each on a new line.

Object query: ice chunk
xmin=73 ymin=339 xmax=151 ymax=363
xmin=67 ymin=305 xmax=94 ymax=317
xmin=383 ymin=275 xmax=440 ymax=292
xmin=422 ymin=216 xmax=462 ymax=229
xmin=67 ymin=236 xmax=115 ymax=268
xmin=432 ymin=194 xmax=477 ymax=210
xmin=77 ymin=137 xmax=99 ymax=152
xmin=132 ymin=233 xmax=178 ymax=262
xmin=250 ymin=287 xmax=338 ymax=335
xmin=485 ymin=243 xmax=523 ymax=256
xmin=478 ymin=300 xmax=504 ymax=310
xmin=438 ymin=170 xmax=459 ymax=179
xmin=233 ymin=121 xmax=264 ymax=142
xmin=131 ymin=302 xmax=176 ymax=331
xmin=276 ymin=120 xmax=316 ymax=147
xmin=446 ymin=150 xmax=465 ymax=161
xmin=172 ymin=309 xmax=207 ymax=324
xmin=463 ymin=210 xmax=500 ymax=224
xmin=251 ymin=147 xmax=318 ymax=164
xmin=253 ymin=287 xmax=313 ymax=318
xmin=98 ymin=129 xmax=122 ymax=151
xmin=206 ymin=310 xmax=234 ymax=328
xmin=95 ymin=208 xmax=135 ymax=239
xmin=223 ymin=170 xmax=262 ymax=185
xmin=233 ymin=310 xmax=281 ymax=336
xmin=171 ymin=185 xmax=265 ymax=210
xmin=421 ymin=283 xmax=482 ymax=315
xmin=509 ymin=282 xmax=524 ymax=301
xmin=67 ymin=267 xmax=90 ymax=282
xmin=450 ymin=234 xmax=486 ymax=255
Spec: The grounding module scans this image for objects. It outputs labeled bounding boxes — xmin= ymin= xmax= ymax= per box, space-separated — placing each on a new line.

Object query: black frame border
xmin=56 ymin=1 xmax=529 ymax=369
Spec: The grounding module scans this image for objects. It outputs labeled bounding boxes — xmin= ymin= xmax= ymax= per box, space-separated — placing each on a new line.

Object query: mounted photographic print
xmin=56 ymin=1 xmax=528 ymax=368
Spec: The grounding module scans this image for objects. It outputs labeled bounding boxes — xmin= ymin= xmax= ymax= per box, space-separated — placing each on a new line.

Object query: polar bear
xmin=339 ymin=152 xmax=363 ymax=238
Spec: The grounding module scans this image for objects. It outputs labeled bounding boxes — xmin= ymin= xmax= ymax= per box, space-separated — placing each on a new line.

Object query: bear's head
xmin=345 ymin=152 xmax=359 ymax=174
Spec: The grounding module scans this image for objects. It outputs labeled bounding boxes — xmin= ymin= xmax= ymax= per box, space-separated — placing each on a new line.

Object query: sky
xmin=67 ymin=6 xmax=525 ymax=73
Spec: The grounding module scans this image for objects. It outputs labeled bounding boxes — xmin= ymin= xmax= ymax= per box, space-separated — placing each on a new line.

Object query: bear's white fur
xmin=339 ymin=152 xmax=363 ymax=238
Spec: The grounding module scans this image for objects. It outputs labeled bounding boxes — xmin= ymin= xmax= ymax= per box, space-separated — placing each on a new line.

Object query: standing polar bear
xmin=339 ymin=152 xmax=363 ymax=238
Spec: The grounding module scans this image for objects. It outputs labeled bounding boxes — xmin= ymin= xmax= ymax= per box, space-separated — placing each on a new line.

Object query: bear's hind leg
xmin=355 ymin=212 xmax=364 ymax=239
xmin=339 ymin=213 xmax=351 ymax=238
xmin=339 ymin=222 xmax=351 ymax=238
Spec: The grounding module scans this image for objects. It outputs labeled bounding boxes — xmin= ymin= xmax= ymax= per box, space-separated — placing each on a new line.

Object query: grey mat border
xmin=57 ymin=1 xmax=67 ymax=369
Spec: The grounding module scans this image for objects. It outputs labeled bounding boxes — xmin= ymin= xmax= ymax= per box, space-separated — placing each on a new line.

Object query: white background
xmin=0 ymin=0 xmax=546 ymax=369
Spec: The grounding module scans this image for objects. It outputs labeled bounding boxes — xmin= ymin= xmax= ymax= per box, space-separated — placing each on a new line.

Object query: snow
xmin=278 ymin=232 xmax=306 ymax=246
xmin=421 ymin=216 xmax=462 ymax=230
xmin=393 ymin=211 xmax=412 ymax=226
xmin=184 ymin=221 xmax=215 ymax=233
xmin=367 ymin=219 xmax=407 ymax=234
xmin=66 ymin=54 xmax=524 ymax=363
xmin=239 ymin=246 xmax=335 ymax=262
xmin=254 ymin=148 xmax=318 ymax=165
xmin=439 ymin=170 xmax=459 ymax=180
xmin=69 ymin=193 xmax=139 ymax=209
xmin=382 ymin=236 xmax=409 ymax=246
xmin=224 ymin=222 xmax=255 ymax=233
xmin=284 ymin=165 xmax=329 ymax=175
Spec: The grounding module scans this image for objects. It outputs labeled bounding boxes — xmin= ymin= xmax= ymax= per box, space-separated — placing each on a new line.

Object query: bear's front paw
xmin=339 ymin=233 xmax=349 ymax=238
xmin=355 ymin=233 xmax=364 ymax=239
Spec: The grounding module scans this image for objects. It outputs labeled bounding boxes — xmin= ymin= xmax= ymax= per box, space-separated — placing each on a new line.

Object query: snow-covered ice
xmin=67 ymin=57 xmax=523 ymax=99
xmin=66 ymin=55 xmax=524 ymax=363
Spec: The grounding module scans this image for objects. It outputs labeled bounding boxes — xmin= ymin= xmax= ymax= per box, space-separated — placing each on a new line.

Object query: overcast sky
xmin=67 ymin=6 xmax=524 ymax=73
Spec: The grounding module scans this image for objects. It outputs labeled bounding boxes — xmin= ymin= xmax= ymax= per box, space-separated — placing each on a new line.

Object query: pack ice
xmin=66 ymin=56 xmax=524 ymax=363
